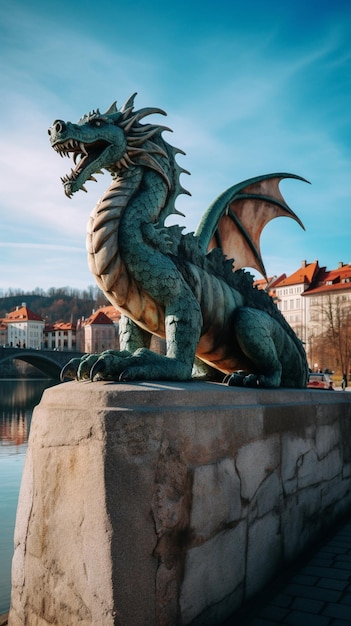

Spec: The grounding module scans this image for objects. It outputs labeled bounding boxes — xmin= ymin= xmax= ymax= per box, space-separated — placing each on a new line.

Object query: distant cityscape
xmin=0 ymin=304 xmax=121 ymax=355
xmin=258 ymin=259 xmax=351 ymax=376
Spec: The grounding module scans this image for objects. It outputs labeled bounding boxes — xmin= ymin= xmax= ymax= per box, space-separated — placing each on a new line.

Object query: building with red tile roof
xmin=253 ymin=274 xmax=287 ymax=304
xmin=273 ymin=261 xmax=321 ymax=347
xmin=302 ymin=263 xmax=351 ymax=373
xmin=4 ymin=304 xmax=45 ymax=349
xmin=76 ymin=305 xmax=166 ymax=355
xmin=98 ymin=305 xmax=122 ymax=324
xmin=273 ymin=261 xmax=351 ymax=373
xmin=303 ymin=262 xmax=351 ymax=296
xmin=76 ymin=309 xmax=119 ymax=353
xmin=274 ymin=260 xmax=321 ymax=289
xmin=0 ymin=321 xmax=8 ymax=346
xmin=44 ymin=321 xmax=76 ymax=351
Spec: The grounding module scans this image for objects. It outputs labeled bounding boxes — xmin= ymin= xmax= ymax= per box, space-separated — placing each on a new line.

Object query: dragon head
xmin=48 ymin=94 xmax=172 ymax=198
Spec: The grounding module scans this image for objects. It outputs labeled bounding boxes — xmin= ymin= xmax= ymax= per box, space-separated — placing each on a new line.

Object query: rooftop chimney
xmin=301 ymin=260 xmax=307 ymax=268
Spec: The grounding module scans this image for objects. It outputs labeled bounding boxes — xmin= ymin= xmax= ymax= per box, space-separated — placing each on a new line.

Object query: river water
xmin=0 ymin=379 xmax=59 ymax=615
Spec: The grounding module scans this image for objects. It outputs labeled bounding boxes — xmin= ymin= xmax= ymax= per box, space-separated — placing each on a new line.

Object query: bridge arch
xmin=0 ymin=351 xmax=61 ymax=379
xmin=0 ymin=348 xmax=84 ymax=379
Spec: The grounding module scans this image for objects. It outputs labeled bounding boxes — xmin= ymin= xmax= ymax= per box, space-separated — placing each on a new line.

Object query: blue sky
xmin=0 ymin=0 xmax=350 ymax=293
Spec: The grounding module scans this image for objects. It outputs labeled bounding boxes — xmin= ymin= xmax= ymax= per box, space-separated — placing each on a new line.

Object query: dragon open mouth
xmin=53 ymin=138 xmax=110 ymax=197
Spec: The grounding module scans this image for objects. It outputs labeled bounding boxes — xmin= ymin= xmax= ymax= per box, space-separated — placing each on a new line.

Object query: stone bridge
xmin=0 ymin=347 xmax=85 ymax=379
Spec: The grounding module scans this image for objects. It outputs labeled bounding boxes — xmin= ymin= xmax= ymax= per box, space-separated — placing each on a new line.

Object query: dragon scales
xmin=48 ymin=94 xmax=309 ymax=387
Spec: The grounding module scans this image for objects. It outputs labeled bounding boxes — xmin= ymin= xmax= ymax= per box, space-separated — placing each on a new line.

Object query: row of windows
xmin=9 ymin=329 xmax=40 ymax=336
xmin=276 ymin=286 xmax=304 ymax=296
xmin=81 ymin=330 xmax=114 ymax=340
xmin=46 ymin=340 xmax=72 ymax=349
xmin=284 ymin=314 xmax=302 ymax=324
xmin=278 ymin=300 xmax=304 ymax=311
xmin=309 ymin=294 xmax=350 ymax=306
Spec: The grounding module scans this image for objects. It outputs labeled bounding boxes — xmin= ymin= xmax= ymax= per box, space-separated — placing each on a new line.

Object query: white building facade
xmin=273 ymin=261 xmax=351 ymax=372
xmin=5 ymin=305 xmax=45 ymax=350
xmin=274 ymin=261 xmax=320 ymax=346
xmin=44 ymin=322 xmax=76 ymax=351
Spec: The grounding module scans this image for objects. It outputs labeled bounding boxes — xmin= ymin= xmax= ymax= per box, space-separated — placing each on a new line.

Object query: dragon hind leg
xmin=230 ymin=308 xmax=284 ymax=388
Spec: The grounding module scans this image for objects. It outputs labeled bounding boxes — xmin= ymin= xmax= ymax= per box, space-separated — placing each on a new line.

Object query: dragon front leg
xmin=62 ymin=284 xmax=203 ymax=383
xmin=118 ymin=314 xmax=153 ymax=352
xmin=60 ymin=315 xmax=152 ymax=382
xmin=61 ymin=346 xmax=194 ymax=383
xmin=90 ymin=291 xmax=202 ymax=382
xmin=89 ymin=346 xmax=192 ymax=382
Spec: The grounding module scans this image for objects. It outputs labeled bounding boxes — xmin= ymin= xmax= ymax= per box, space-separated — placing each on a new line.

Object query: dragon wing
xmin=195 ymin=173 xmax=308 ymax=278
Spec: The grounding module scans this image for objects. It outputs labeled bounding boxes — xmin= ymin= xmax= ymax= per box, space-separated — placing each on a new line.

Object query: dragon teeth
xmin=60 ymin=171 xmax=77 ymax=183
xmin=55 ymin=139 xmax=84 ymax=154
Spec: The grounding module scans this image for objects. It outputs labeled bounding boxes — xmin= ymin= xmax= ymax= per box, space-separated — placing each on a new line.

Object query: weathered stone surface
xmin=253 ymin=470 xmax=282 ymax=520
xmin=281 ymin=485 xmax=322 ymax=561
xmin=297 ymin=448 xmax=342 ymax=489
xmin=236 ymin=436 xmax=280 ymax=500
xmin=315 ymin=423 xmax=341 ymax=458
xmin=10 ymin=410 xmax=114 ymax=626
xmin=281 ymin=433 xmax=313 ymax=491
xmin=179 ymin=523 xmax=246 ymax=624
xmin=246 ymin=512 xmax=282 ymax=597
xmin=190 ymin=458 xmax=241 ymax=538
xmin=8 ymin=382 xmax=351 ymax=626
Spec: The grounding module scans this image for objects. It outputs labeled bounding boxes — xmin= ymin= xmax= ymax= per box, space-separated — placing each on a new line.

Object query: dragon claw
xmin=225 ymin=371 xmax=247 ymax=387
xmin=60 ymin=358 xmax=81 ymax=381
xmin=90 ymin=359 xmax=106 ymax=381
xmin=119 ymin=369 xmax=129 ymax=382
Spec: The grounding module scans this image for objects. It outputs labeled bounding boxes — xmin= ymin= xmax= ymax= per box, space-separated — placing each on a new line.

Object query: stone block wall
xmin=8 ymin=382 xmax=351 ymax=626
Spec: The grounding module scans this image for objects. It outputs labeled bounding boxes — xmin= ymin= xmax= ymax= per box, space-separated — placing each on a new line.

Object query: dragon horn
xmin=120 ymin=93 xmax=137 ymax=113
xmin=104 ymin=101 xmax=118 ymax=115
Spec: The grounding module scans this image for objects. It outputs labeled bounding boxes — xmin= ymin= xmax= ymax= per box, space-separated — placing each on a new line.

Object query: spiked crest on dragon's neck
xmin=49 ymin=94 xmax=309 ymax=388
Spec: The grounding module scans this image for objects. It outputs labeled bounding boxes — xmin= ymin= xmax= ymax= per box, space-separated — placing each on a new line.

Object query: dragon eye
xmin=91 ymin=119 xmax=103 ymax=127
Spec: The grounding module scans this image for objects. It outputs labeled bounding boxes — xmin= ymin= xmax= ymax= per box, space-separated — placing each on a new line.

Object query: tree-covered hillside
xmin=0 ymin=286 xmax=109 ymax=324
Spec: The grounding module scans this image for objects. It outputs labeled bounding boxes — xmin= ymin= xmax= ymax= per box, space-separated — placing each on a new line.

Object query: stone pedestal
xmin=8 ymin=381 xmax=351 ymax=626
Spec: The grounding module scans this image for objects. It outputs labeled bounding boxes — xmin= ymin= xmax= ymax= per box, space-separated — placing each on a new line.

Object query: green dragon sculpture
xmin=48 ymin=93 xmax=309 ymax=387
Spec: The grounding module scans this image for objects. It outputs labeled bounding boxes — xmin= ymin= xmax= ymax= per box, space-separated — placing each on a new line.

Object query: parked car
xmin=307 ymin=372 xmax=334 ymax=390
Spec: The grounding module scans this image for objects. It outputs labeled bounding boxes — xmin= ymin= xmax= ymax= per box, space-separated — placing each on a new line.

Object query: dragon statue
xmin=48 ymin=94 xmax=309 ymax=387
